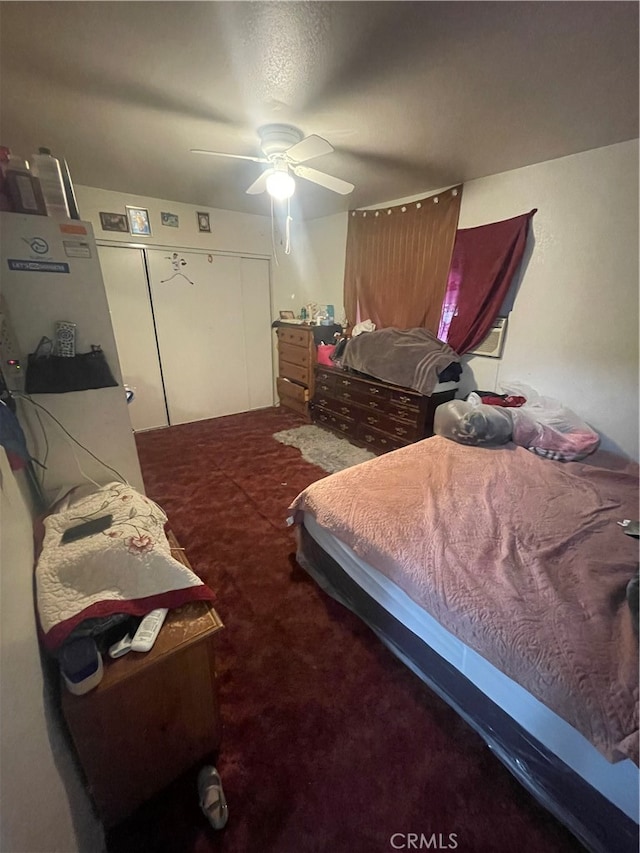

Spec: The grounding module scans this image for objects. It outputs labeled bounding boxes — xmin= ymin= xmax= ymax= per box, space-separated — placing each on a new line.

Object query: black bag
xmin=25 ymin=346 xmax=118 ymax=394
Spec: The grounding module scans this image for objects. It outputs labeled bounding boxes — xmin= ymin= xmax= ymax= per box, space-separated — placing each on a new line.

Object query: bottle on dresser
xmin=31 ymin=147 xmax=70 ymax=219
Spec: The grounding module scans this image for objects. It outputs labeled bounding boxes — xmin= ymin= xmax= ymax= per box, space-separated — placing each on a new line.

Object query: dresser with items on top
xmin=311 ymin=364 xmax=457 ymax=454
xmin=276 ymin=324 xmax=316 ymax=419
xmin=276 ymin=323 xmax=342 ymax=419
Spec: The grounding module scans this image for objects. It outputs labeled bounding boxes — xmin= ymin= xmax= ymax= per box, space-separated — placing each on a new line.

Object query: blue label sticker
xmin=8 ymin=259 xmax=70 ymax=273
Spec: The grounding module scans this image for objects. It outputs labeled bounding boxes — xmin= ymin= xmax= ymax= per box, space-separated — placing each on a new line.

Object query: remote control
xmin=108 ymin=633 xmax=134 ymax=659
xmin=130 ymin=608 xmax=168 ymax=653
xmin=55 ymin=320 xmax=76 ymax=357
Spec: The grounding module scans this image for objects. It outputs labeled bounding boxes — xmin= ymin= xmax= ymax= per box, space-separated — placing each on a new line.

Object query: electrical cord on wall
xmin=14 ymin=393 xmax=129 ymax=488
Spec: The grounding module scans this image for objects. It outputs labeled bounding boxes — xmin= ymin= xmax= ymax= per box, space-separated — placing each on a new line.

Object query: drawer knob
xmin=364 ymin=435 xmax=375 ymax=443
xmin=340 ymin=424 xmax=348 ymax=431
xmin=368 ymin=401 xmax=379 ymax=409
xmin=367 ymin=416 xmax=378 ymax=424
xmin=369 ymin=387 xmax=379 ymax=394
xmin=399 ymin=395 xmax=411 ymax=404
xmin=319 ymin=399 xmax=328 ymax=406
xmin=395 ymin=427 xmax=408 ymax=435
xmin=341 ymin=379 xmax=351 ymax=386
xmin=343 ymin=392 xmax=351 ymax=399
xmin=340 ymin=407 xmax=349 ymax=414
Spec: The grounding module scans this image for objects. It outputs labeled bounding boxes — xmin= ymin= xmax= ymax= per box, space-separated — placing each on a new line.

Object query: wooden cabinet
xmin=60 ymin=537 xmax=223 ymax=828
xmin=311 ymin=365 xmax=456 ymax=453
xmin=276 ymin=324 xmax=316 ymax=419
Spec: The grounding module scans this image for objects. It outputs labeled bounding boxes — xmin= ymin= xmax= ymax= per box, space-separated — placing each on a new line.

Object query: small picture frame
xmin=126 ymin=206 xmax=152 ymax=236
xmin=160 ymin=211 xmax=179 ymax=228
xmin=197 ymin=211 xmax=211 ymax=233
xmin=99 ymin=212 xmax=129 ymax=233
xmin=279 ymin=310 xmax=295 ymax=320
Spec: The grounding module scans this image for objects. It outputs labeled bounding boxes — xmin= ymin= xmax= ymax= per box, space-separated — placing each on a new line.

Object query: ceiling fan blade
xmin=245 ymin=169 xmax=273 ymax=195
xmin=285 ymin=134 xmax=334 ymax=163
xmin=191 ymin=149 xmax=268 ymax=164
xmin=292 ymin=164 xmax=354 ymax=195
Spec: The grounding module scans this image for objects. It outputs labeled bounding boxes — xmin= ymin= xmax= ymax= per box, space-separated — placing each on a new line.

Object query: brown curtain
xmin=343 ymin=185 xmax=462 ymax=333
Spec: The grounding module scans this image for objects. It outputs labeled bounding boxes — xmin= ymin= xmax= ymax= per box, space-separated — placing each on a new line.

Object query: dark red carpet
xmin=108 ymin=407 xmax=583 ymax=853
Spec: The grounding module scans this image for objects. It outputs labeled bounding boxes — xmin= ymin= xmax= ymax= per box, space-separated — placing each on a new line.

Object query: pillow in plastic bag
xmin=433 ymin=399 xmax=513 ymax=446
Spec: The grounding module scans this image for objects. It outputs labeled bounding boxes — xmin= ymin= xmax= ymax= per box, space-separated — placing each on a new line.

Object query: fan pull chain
xmin=270 ymin=195 xmax=280 ymax=266
xmin=285 ymin=197 xmax=292 ymax=255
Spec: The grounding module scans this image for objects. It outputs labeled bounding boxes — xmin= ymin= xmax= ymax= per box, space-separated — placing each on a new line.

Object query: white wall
xmin=0 ymin=454 xmax=105 ymax=853
xmin=270 ymin=212 xmax=348 ymax=321
xmin=305 ymin=140 xmax=639 ymax=460
xmin=457 ymin=139 xmax=638 ymax=460
xmin=75 ymin=185 xmax=273 ymax=258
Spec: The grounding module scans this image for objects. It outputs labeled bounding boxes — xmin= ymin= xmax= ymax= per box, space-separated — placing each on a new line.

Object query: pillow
xmin=36 ymin=482 xmax=215 ymax=651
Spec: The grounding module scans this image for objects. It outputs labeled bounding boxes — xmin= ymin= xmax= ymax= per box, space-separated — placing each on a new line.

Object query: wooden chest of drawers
xmin=311 ymin=365 xmax=456 ymax=454
xmin=276 ymin=325 xmax=316 ymax=419
xmin=61 ymin=534 xmax=223 ymax=827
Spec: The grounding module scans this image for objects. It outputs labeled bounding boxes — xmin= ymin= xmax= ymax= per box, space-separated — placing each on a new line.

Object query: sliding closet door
xmin=239 ymin=257 xmax=275 ymax=410
xmin=98 ymin=245 xmax=169 ymax=431
xmin=146 ymin=250 xmax=273 ymax=425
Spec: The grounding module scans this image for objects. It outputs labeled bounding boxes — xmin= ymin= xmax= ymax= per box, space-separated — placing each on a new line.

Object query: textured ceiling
xmin=1 ymin=1 xmax=638 ymax=219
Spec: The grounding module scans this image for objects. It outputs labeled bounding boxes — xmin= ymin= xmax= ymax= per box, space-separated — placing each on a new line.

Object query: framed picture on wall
xmin=197 ymin=211 xmax=211 ymax=233
xmin=160 ymin=211 xmax=179 ymax=228
xmin=126 ymin=206 xmax=152 ymax=236
xmin=99 ymin=212 xmax=129 ymax=233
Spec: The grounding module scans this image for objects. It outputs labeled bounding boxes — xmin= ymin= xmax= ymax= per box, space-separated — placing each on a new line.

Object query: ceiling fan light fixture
xmin=266 ymin=168 xmax=295 ymax=200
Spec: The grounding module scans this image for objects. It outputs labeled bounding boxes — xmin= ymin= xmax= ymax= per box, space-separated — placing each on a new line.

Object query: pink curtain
xmin=442 ymin=210 xmax=536 ymax=354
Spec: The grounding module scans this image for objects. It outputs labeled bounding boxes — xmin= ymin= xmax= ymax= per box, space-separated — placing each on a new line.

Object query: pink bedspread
xmin=289 ymin=436 xmax=639 ymax=765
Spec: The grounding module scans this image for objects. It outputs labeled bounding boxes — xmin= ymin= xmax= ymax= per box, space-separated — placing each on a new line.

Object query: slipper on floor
xmin=197 ymin=765 xmax=228 ymax=830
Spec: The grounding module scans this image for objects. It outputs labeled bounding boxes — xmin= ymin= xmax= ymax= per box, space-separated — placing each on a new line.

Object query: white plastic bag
xmin=501 ymin=381 xmax=599 ymax=461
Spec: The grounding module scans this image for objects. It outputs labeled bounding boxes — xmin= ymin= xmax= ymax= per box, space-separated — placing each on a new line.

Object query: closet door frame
xmin=97 ymin=239 xmax=275 ymax=427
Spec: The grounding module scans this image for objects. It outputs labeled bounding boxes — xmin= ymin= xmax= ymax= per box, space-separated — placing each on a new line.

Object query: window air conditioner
xmin=468 ymin=317 xmax=507 ymax=359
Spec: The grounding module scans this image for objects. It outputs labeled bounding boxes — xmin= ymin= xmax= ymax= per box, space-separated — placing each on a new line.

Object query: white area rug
xmin=273 ymin=425 xmax=376 ymax=473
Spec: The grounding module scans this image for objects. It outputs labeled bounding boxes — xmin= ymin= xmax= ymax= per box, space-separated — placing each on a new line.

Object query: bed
xmin=288 ymin=435 xmax=639 ymax=853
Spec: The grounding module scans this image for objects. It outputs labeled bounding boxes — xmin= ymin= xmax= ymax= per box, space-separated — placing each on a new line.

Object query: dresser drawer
xmin=277 ymin=377 xmax=308 ymax=404
xmin=313 ymin=408 xmax=354 ymax=435
xmin=279 ymin=359 xmax=310 ymax=385
xmin=390 ymin=388 xmax=421 ymax=409
xmin=356 ymin=423 xmax=407 ymax=454
xmin=279 ymin=340 xmax=312 ymax=369
xmin=277 ymin=326 xmax=312 ymax=348
xmin=316 ymin=396 xmax=358 ymax=420
xmin=387 ymin=402 xmax=422 ymax=424
xmin=359 ymin=409 xmax=421 ymax=441
xmin=315 ymin=369 xmax=336 ymax=392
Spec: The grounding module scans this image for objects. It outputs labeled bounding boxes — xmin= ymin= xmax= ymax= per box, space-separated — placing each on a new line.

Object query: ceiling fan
xmin=191 ymin=124 xmax=355 ymax=200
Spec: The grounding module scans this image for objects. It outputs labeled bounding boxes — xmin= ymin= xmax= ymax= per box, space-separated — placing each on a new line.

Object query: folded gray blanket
xmin=342 ymin=327 xmax=460 ymax=395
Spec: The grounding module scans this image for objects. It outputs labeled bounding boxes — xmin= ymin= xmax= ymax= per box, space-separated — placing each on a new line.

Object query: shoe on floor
xmin=197 ymin=765 xmax=228 ymax=830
